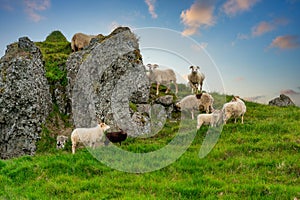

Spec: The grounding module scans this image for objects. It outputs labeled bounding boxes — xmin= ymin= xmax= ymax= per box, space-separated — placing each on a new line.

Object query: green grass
xmin=0 ymin=101 xmax=299 ymax=199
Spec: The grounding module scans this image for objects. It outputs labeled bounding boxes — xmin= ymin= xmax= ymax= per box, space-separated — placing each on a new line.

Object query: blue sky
xmin=0 ymin=0 xmax=300 ymax=105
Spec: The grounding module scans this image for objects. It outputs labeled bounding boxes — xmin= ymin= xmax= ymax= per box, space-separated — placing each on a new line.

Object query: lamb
xmin=175 ymin=93 xmax=214 ymax=119
xmin=188 ymin=66 xmax=205 ymax=94
xmin=56 ymin=135 xmax=68 ymax=149
xmin=71 ymin=33 xmax=98 ymax=52
xmin=197 ymin=110 xmax=223 ymax=129
xmin=104 ymin=129 xmax=127 ymax=146
xmin=222 ymin=96 xmax=246 ymax=124
xmin=146 ymin=64 xmax=178 ymax=96
xmin=71 ymin=122 xmax=110 ymax=154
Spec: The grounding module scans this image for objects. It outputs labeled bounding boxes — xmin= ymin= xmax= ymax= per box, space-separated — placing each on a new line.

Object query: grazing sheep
xmin=222 ymin=96 xmax=246 ymax=124
xmin=188 ymin=66 xmax=205 ymax=93
xmin=146 ymin=64 xmax=178 ymax=96
xmin=197 ymin=110 xmax=223 ymax=129
xmin=104 ymin=129 xmax=127 ymax=146
xmin=56 ymin=135 xmax=68 ymax=149
xmin=71 ymin=33 xmax=98 ymax=52
xmin=71 ymin=122 xmax=110 ymax=154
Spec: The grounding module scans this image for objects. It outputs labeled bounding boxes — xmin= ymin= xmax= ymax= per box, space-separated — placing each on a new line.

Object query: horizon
xmin=0 ymin=0 xmax=299 ymax=106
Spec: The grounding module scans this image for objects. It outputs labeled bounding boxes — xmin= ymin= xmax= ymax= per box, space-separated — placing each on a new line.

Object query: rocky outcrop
xmin=67 ymin=27 xmax=151 ymax=136
xmin=269 ymin=94 xmax=295 ymax=107
xmin=0 ymin=37 xmax=51 ymax=159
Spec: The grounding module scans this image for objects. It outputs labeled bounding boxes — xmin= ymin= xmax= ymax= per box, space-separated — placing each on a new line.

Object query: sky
xmin=0 ymin=0 xmax=300 ymax=106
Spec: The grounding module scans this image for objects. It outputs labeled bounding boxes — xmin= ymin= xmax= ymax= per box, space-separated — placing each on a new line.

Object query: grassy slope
xmin=0 ymin=101 xmax=299 ymax=199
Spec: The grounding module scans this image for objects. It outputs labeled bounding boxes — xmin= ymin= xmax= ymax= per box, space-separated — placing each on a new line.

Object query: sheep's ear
xmin=189 ymin=66 xmax=193 ymax=69
xmin=146 ymin=64 xmax=151 ymax=68
xmin=153 ymin=64 xmax=159 ymax=68
xmin=197 ymin=66 xmax=200 ymax=70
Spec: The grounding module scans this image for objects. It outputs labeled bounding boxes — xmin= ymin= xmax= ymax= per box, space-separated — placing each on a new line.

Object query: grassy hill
xmin=0 ymin=100 xmax=299 ymax=199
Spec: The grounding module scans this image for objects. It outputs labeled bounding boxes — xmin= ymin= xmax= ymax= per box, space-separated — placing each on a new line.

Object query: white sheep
xmin=197 ymin=110 xmax=223 ymax=129
xmin=188 ymin=66 xmax=205 ymax=93
xmin=222 ymin=96 xmax=246 ymax=124
xmin=71 ymin=122 xmax=110 ymax=154
xmin=146 ymin=64 xmax=178 ymax=96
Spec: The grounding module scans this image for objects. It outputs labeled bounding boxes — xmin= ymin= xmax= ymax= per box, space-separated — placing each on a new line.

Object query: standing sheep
xmin=175 ymin=93 xmax=214 ymax=119
xmin=146 ymin=64 xmax=178 ymax=96
xmin=188 ymin=66 xmax=205 ymax=94
xmin=222 ymin=96 xmax=246 ymax=124
xmin=71 ymin=33 xmax=99 ymax=52
xmin=71 ymin=122 xmax=110 ymax=154
xmin=197 ymin=93 xmax=214 ymax=114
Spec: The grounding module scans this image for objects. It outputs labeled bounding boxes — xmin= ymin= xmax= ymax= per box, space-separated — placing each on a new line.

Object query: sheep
xmin=175 ymin=93 xmax=212 ymax=119
xmin=146 ymin=64 xmax=178 ymax=96
xmin=56 ymin=135 xmax=68 ymax=149
xmin=197 ymin=110 xmax=223 ymax=129
xmin=71 ymin=33 xmax=99 ymax=52
xmin=104 ymin=129 xmax=127 ymax=146
xmin=188 ymin=66 xmax=205 ymax=94
xmin=197 ymin=93 xmax=214 ymax=114
xmin=222 ymin=96 xmax=246 ymax=124
xmin=71 ymin=122 xmax=110 ymax=154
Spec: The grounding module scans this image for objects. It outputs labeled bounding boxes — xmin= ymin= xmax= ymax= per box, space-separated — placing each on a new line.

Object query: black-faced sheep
xmin=71 ymin=122 xmax=110 ymax=154
xmin=222 ymin=96 xmax=246 ymax=124
xmin=188 ymin=66 xmax=205 ymax=94
xmin=146 ymin=64 xmax=178 ymax=96
xmin=104 ymin=129 xmax=127 ymax=146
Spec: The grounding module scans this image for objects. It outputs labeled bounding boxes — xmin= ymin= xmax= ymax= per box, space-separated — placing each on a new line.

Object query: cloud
xmin=145 ymin=0 xmax=157 ymax=19
xmin=251 ymin=18 xmax=289 ymax=37
xmin=222 ymin=0 xmax=260 ymax=16
xmin=23 ymin=0 xmax=50 ymax=22
xmin=180 ymin=0 xmax=216 ymax=36
xmin=269 ymin=35 xmax=300 ymax=50
xmin=280 ymin=89 xmax=300 ymax=95
xmin=244 ymin=95 xmax=266 ymax=103
xmin=234 ymin=77 xmax=245 ymax=82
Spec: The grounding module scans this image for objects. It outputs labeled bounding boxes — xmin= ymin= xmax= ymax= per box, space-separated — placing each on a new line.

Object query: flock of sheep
xmin=62 ymin=32 xmax=247 ymax=154
xmin=146 ymin=63 xmax=246 ymax=128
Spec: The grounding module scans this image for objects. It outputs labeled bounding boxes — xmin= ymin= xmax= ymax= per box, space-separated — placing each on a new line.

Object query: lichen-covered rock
xmin=67 ymin=27 xmax=150 ymax=136
xmin=0 ymin=37 xmax=51 ymax=159
xmin=269 ymin=94 xmax=295 ymax=107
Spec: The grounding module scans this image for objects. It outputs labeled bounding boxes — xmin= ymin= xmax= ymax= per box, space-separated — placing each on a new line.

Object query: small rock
xmin=269 ymin=94 xmax=295 ymax=107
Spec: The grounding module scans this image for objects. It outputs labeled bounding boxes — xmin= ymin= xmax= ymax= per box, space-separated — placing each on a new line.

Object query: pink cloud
xmin=222 ymin=0 xmax=260 ymax=16
xmin=180 ymin=0 xmax=216 ymax=36
xmin=269 ymin=35 xmax=300 ymax=50
xmin=252 ymin=21 xmax=275 ymax=37
xmin=280 ymin=89 xmax=300 ymax=95
xmin=23 ymin=0 xmax=50 ymax=22
xmin=234 ymin=77 xmax=245 ymax=82
xmin=251 ymin=18 xmax=289 ymax=37
xmin=145 ymin=0 xmax=157 ymax=19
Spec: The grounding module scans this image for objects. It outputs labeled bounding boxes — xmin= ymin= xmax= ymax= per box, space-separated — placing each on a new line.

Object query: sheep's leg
xmin=234 ymin=118 xmax=237 ymax=123
xmin=156 ymin=83 xmax=160 ymax=95
xmin=174 ymin=82 xmax=178 ymax=95
xmin=241 ymin=115 xmax=244 ymax=124
xmin=72 ymin=142 xmax=76 ymax=154
xmin=191 ymin=110 xmax=194 ymax=120
xmin=197 ymin=122 xmax=203 ymax=129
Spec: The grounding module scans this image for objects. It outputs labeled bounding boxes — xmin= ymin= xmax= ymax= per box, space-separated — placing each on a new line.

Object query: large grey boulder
xmin=0 ymin=37 xmax=51 ymax=159
xmin=67 ymin=27 xmax=151 ymax=136
xmin=269 ymin=94 xmax=295 ymax=107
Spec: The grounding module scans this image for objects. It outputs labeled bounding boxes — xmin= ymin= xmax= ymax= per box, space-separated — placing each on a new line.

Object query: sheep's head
xmin=56 ymin=136 xmax=68 ymax=149
xmin=99 ymin=122 xmax=110 ymax=132
xmin=190 ymin=66 xmax=200 ymax=73
xmin=147 ymin=63 xmax=159 ymax=71
xmin=231 ymin=96 xmax=240 ymax=102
